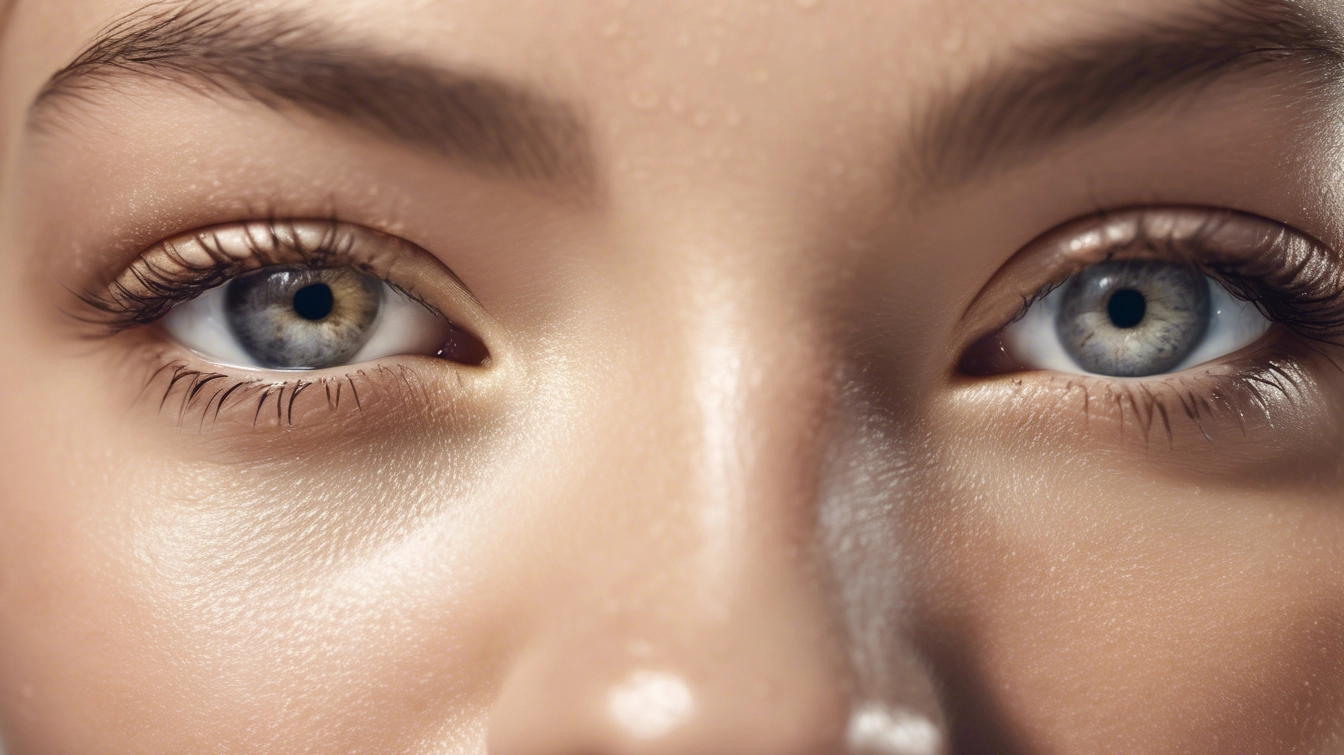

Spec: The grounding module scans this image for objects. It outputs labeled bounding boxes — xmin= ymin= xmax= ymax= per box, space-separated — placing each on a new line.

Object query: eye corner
xmin=434 ymin=323 xmax=492 ymax=368
xmin=957 ymin=330 xmax=1022 ymax=378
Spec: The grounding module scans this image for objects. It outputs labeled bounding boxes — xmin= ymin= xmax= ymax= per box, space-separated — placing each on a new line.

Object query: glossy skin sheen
xmin=3 ymin=1 xmax=1344 ymax=753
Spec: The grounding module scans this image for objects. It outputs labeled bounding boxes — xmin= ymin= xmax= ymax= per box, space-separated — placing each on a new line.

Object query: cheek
xmin=0 ymin=422 xmax=521 ymax=751
xmin=907 ymin=454 xmax=1344 ymax=753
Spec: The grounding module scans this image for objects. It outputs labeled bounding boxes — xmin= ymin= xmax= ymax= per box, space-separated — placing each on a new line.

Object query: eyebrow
xmin=30 ymin=1 xmax=597 ymax=191
xmin=912 ymin=0 xmax=1344 ymax=189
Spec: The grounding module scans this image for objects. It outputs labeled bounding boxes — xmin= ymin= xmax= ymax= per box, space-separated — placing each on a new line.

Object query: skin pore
xmin=3 ymin=0 xmax=1344 ymax=752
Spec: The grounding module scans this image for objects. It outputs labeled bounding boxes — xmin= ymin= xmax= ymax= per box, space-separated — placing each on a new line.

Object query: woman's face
xmin=3 ymin=0 xmax=1344 ymax=752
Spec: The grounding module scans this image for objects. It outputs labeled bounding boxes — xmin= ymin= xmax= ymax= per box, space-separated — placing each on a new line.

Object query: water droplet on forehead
xmin=628 ymin=90 xmax=662 ymax=110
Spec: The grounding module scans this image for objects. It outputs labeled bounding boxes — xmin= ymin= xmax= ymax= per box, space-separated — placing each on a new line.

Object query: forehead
xmin=4 ymin=0 xmax=1337 ymax=226
xmin=4 ymin=0 xmax=1189 ymax=108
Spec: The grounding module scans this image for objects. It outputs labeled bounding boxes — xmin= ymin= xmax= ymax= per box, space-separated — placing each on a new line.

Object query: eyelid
xmin=76 ymin=219 xmax=500 ymax=353
xmin=955 ymin=206 xmax=1343 ymax=353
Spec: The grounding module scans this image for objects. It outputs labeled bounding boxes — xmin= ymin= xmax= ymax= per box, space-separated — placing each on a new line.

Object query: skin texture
xmin=3 ymin=0 xmax=1344 ymax=753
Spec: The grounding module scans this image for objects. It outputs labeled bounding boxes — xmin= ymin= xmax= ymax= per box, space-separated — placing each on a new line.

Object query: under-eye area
xmin=121 ymin=348 xmax=468 ymax=433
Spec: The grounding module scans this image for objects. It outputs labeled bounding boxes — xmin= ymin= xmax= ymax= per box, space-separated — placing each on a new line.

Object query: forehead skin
xmin=2 ymin=0 xmax=1344 ymax=754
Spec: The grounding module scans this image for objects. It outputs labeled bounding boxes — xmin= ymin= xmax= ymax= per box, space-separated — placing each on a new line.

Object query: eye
xmin=162 ymin=265 xmax=457 ymax=370
xmin=1000 ymin=260 xmax=1272 ymax=377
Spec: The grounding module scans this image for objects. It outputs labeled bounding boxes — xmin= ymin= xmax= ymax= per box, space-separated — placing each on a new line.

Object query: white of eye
xmin=1001 ymin=275 xmax=1271 ymax=376
xmin=162 ymin=280 xmax=452 ymax=371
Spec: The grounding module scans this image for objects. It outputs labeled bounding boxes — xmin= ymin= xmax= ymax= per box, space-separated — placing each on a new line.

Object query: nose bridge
xmin=684 ymin=265 xmax=836 ymax=583
xmin=485 ymin=234 xmax=948 ymax=753
xmin=485 ymin=242 xmax=859 ymax=752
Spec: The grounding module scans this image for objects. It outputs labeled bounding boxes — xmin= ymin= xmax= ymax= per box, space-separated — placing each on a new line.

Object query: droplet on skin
xmin=941 ymin=27 xmax=966 ymax=53
xmin=628 ymin=90 xmax=662 ymax=110
xmin=666 ymin=87 xmax=688 ymax=114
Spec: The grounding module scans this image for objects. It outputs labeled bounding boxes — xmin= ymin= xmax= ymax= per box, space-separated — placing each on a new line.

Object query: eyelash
xmin=965 ymin=208 xmax=1344 ymax=446
xmin=1003 ymin=211 xmax=1344 ymax=347
xmin=73 ymin=218 xmax=460 ymax=430
xmin=139 ymin=356 xmax=435 ymax=430
xmin=73 ymin=218 xmax=445 ymax=334
xmin=78 ymin=209 xmax=1344 ymax=440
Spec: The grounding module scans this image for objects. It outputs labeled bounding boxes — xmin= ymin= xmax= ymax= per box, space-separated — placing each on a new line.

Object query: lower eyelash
xmin=1027 ymin=347 xmax=1323 ymax=448
xmin=139 ymin=352 xmax=436 ymax=431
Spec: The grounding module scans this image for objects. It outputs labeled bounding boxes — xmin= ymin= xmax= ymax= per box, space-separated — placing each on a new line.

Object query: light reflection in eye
xmin=163 ymin=265 xmax=456 ymax=371
xmin=1002 ymin=261 xmax=1271 ymax=377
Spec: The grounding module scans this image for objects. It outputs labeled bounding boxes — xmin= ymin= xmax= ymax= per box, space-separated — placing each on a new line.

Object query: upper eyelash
xmin=1131 ymin=209 xmax=1344 ymax=345
xmin=71 ymin=218 xmax=348 ymax=332
xmin=1007 ymin=207 xmax=1344 ymax=347
xmin=69 ymin=218 xmax=442 ymax=335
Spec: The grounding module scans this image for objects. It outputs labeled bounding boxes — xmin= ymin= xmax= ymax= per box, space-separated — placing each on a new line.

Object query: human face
xmin=2 ymin=0 xmax=1344 ymax=752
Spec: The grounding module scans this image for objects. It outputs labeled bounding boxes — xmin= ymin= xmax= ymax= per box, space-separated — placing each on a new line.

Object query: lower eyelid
xmin=948 ymin=334 xmax=1344 ymax=474
xmin=113 ymin=331 xmax=479 ymax=437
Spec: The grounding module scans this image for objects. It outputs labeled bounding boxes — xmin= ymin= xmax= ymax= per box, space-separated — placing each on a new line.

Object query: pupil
xmin=292 ymin=283 xmax=335 ymax=321
xmin=1107 ymin=288 xmax=1146 ymax=329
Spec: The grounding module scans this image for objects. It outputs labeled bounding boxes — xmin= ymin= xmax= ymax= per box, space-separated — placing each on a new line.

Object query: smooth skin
xmin=2 ymin=0 xmax=1344 ymax=753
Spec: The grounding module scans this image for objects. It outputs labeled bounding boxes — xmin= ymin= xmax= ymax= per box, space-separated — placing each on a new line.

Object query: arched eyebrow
xmin=911 ymin=0 xmax=1344 ymax=190
xmin=29 ymin=1 xmax=597 ymax=192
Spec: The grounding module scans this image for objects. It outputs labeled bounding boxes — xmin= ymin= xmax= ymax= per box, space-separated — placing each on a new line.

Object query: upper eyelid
xmin=959 ymin=206 xmax=1337 ymax=337
xmin=74 ymin=219 xmax=451 ymax=332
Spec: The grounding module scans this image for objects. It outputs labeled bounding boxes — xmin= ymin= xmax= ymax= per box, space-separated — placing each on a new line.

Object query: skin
xmin=2 ymin=0 xmax=1344 ymax=753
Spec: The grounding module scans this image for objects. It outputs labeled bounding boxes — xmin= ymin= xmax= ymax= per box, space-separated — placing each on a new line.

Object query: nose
xmin=485 ymin=569 xmax=857 ymax=755
xmin=484 ymin=266 xmax=948 ymax=755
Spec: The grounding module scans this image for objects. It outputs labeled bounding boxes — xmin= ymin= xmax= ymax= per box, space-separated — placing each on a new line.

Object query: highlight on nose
xmin=845 ymin=703 xmax=944 ymax=755
xmin=605 ymin=670 xmax=696 ymax=741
